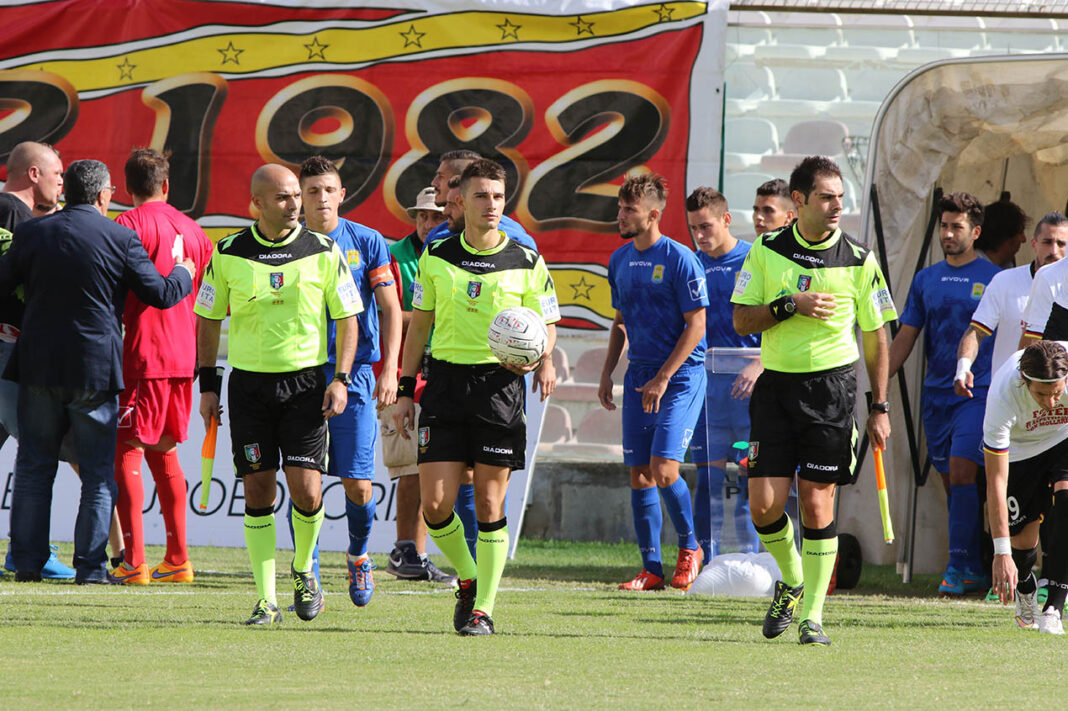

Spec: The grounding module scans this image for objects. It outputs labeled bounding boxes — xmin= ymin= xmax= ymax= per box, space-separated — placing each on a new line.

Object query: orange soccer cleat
xmin=109 ymin=562 xmax=150 ymax=585
xmin=670 ymin=547 xmax=704 ymax=591
xmin=618 ymin=569 xmax=667 ymax=591
xmin=149 ymin=559 xmax=195 ymax=583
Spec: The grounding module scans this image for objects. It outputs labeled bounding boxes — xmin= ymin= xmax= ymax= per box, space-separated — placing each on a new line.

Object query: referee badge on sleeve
xmin=195 ymin=282 xmax=216 ymax=311
xmin=747 ymin=441 xmax=759 ymax=465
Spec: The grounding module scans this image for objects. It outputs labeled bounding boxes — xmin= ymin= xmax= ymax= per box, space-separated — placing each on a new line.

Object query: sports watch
xmin=870 ymin=401 xmax=890 ymax=414
xmin=334 ymin=372 xmax=353 ymax=387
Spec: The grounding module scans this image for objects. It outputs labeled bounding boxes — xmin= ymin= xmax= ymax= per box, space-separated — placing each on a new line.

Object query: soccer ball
xmin=487 ymin=307 xmax=548 ymax=366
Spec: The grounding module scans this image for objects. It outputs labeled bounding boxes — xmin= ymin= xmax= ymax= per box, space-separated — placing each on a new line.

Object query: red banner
xmin=0 ymin=1 xmax=719 ymax=330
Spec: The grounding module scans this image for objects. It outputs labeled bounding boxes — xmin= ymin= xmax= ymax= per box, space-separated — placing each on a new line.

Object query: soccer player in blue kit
xmin=685 ymin=187 xmax=761 ymax=560
xmin=299 ymin=156 xmax=402 ymax=607
xmin=888 ymin=192 xmax=1000 ymax=595
xmin=599 ymin=174 xmax=708 ymax=591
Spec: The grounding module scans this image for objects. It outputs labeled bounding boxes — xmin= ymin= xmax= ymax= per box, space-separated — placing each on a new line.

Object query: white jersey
xmin=983 ymin=342 xmax=1068 ymax=462
xmin=1023 ymin=258 xmax=1068 ymax=340
xmin=970 ymin=264 xmax=1033 ymax=373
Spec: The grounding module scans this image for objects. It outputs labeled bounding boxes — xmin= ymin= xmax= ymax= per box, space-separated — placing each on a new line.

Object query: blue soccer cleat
xmin=347 ymin=554 xmax=375 ymax=607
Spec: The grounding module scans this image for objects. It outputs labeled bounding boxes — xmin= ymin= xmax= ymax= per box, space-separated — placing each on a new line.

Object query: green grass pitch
xmin=1 ymin=539 xmax=1061 ymax=709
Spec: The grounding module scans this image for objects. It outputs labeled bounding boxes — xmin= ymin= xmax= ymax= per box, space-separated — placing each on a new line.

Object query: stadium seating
xmin=723 ymin=172 xmax=776 ymax=219
xmin=724 ymin=117 xmax=780 ymax=171
xmin=540 ymin=403 xmax=573 ymax=444
xmin=758 ymin=118 xmax=848 ymax=174
xmin=551 ymin=347 xmax=571 ymax=383
xmin=571 ymin=347 xmax=627 ymax=384
xmin=574 ymin=408 xmax=623 ymax=446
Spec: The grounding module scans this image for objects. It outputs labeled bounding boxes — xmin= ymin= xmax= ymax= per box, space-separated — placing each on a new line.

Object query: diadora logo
xmin=806 ymin=463 xmax=837 ymax=472
xmin=482 ymin=446 xmax=513 ymax=454
xmin=259 ymin=253 xmax=292 ymax=260
xmin=792 ymin=253 xmax=824 ymax=266
xmin=462 ymin=260 xmax=494 ymax=269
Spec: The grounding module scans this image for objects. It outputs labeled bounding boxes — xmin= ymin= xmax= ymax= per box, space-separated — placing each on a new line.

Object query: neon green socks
xmin=474 ymin=520 xmax=509 ymax=617
xmin=756 ymin=514 xmax=803 ymax=588
xmin=244 ymin=509 xmax=277 ymax=605
xmin=426 ymin=512 xmax=477 ymax=581
xmin=291 ymin=503 xmax=324 ymax=574
xmin=800 ymin=530 xmax=838 ymax=625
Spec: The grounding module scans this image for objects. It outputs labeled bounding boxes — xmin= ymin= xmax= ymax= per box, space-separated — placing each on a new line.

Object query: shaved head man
xmin=4 ymin=142 xmax=64 ymax=214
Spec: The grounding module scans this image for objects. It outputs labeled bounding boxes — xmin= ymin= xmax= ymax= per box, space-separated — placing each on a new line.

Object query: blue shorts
xmin=323 ymin=363 xmax=378 ymax=479
xmin=690 ymin=373 xmax=751 ymax=464
xmin=622 ymin=362 xmax=706 ymax=466
xmin=921 ymin=386 xmax=985 ymax=474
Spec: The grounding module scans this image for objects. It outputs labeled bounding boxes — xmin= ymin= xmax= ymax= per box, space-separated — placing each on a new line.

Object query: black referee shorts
xmin=1006 ymin=436 xmax=1068 ymax=535
xmin=747 ymin=364 xmax=858 ymax=484
xmin=228 ymin=366 xmax=328 ymax=476
xmin=418 ymin=358 xmax=526 ymax=470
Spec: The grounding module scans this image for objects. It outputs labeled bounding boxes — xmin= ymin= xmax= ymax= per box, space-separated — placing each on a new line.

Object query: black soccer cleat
xmin=798 ymin=619 xmax=831 ymax=646
xmin=763 ymin=580 xmax=804 ymax=639
xmin=292 ymin=565 xmax=325 ymax=621
xmin=459 ymin=610 xmax=495 ymax=636
xmin=244 ymin=598 xmax=282 ymax=626
xmin=454 ymin=578 xmax=477 ymax=632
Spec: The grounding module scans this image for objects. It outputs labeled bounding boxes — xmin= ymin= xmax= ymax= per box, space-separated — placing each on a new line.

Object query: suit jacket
xmin=0 ymin=204 xmax=192 ymax=391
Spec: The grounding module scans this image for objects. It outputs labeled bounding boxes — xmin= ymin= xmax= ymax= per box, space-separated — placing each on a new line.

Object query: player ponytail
xmin=1019 ymin=340 xmax=1068 ymax=383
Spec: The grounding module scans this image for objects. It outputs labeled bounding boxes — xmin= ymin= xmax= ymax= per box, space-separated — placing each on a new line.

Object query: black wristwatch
xmin=334 ymin=372 xmax=353 ymax=387
xmin=784 ymin=296 xmax=796 ymax=314
xmin=870 ymin=401 xmax=890 ymax=414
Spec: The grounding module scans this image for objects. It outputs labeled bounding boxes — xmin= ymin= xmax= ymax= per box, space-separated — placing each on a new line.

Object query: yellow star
xmin=400 ymin=24 xmax=425 ymax=48
xmin=304 ymin=36 xmax=328 ymax=60
xmin=116 ymin=56 xmax=136 ymax=80
xmin=655 ymin=3 xmax=675 ymax=22
xmin=570 ymin=16 xmax=595 ymax=36
xmin=497 ymin=17 xmax=521 ymax=40
xmin=218 ymin=41 xmax=244 ymax=65
xmin=570 ymin=276 xmax=595 ymax=300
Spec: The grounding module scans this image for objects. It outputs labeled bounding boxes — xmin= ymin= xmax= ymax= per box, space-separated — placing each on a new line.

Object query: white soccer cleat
xmin=1037 ymin=609 xmax=1065 ymax=636
xmin=1015 ymin=590 xmax=1040 ymax=629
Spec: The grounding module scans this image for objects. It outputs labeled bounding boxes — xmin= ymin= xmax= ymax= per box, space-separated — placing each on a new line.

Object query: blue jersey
xmin=424 ymin=214 xmax=537 ymax=252
xmin=322 ymin=218 xmax=394 ymax=365
xmin=698 ymin=241 xmax=759 ymax=349
xmin=609 ymin=236 xmax=709 ymax=368
xmin=900 ymin=257 xmax=1000 ymax=389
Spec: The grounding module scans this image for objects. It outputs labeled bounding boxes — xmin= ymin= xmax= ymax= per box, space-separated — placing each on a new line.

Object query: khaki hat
xmin=406 ymin=186 xmax=444 ymax=217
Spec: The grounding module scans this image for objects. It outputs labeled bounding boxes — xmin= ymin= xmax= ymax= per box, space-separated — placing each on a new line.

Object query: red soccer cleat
xmin=618 ymin=569 xmax=667 ymax=591
xmin=670 ymin=547 xmax=704 ymax=591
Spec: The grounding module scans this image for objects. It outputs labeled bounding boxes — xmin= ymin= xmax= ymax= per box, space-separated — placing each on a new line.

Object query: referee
xmin=731 ymin=156 xmax=896 ymax=646
xmin=195 ymin=164 xmax=362 ymax=625
xmin=393 ymin=158 xmax=559 ymax=636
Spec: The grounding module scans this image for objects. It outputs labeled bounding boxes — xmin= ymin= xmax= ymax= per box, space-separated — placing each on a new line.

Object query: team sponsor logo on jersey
xmin=1025 ymin=406 xmax=1068 ymax=431
xmin=462 ymin=260 xmax=494 ymax=269
xmin=733 ymin=270 xmax=752 ymax=297
xmin=347 ymin=249 xmax=361 ymax=268
xmin=681 ymin=428 xmax=694 ymax=449
xmin=687 ymin=277 xmax=707 ymax=301
xmin=652 ymin=264 xmax=665 ymax=283
xmin=797 ymin=275 xmax=812 ymax=292
xmin=419 ymin=427 xmax=430 ymax=447
xmin=792 ymin=252 xmax=824 ymax=266
xmin=337 ymin=280 xmax=360 ymax=311
xmin=482 ymin=445 xmax=513 ymax=455
xmin=539 ymin=294 xmax=560 ymax=320
xmin=412 ymin=281 xmax=424 ymax=307
xmin=629 ymin=260 xmax=653 ymax=267
xmin=971 ymin=283 xmax=985 ymax=300
xmin=195 ymin=282 xmax=216 ymax=310
xmin=244 ymin=443 xmax=261 ymax=463
xmin=748 ymin=441 xmax=758 ymax=464
xmin=270 ymin=272 xmax=284 ymax=290
xmin=467 ymin=281 xmax=482 ymax=299
xmin=872 ymin=286 xmax=894 ymax=312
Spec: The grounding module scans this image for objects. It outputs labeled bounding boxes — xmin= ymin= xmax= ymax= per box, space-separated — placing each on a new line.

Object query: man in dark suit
xmin=0 ymin=159 xmax=195 ymax=583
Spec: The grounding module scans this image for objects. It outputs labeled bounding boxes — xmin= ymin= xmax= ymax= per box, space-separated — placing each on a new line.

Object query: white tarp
xmin=858 ymin=54 xmax=1068 ymax=573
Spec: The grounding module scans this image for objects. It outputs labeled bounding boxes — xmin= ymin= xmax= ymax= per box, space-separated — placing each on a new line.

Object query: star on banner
xmin=218 ymin=41 xmax=244 ymax=65
xmin=655 ymin=3 xmax=675 ymax=22
xmin=304 ymin=36 xmax=328 ymax=60
xmin=570 ymin=16 xmax=595 ymax=36
xmin=497 ymin=17 xmax=521 ymax=40
xmin=570 ymin=276 xmax=595 ymax=300
xmin=116 ymin=56 xmax=136 ymax=80
xmin=400 ymin=24 xmax=425 ymax=48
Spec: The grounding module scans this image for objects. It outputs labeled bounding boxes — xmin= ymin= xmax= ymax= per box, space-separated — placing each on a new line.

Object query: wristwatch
xmin=783 ymin=296 xmax=796 ymax=314
xmin=870 ymin=401 xmax=890 ymax=414
xmin=334 ymin=372 xmax=353 ymax=387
